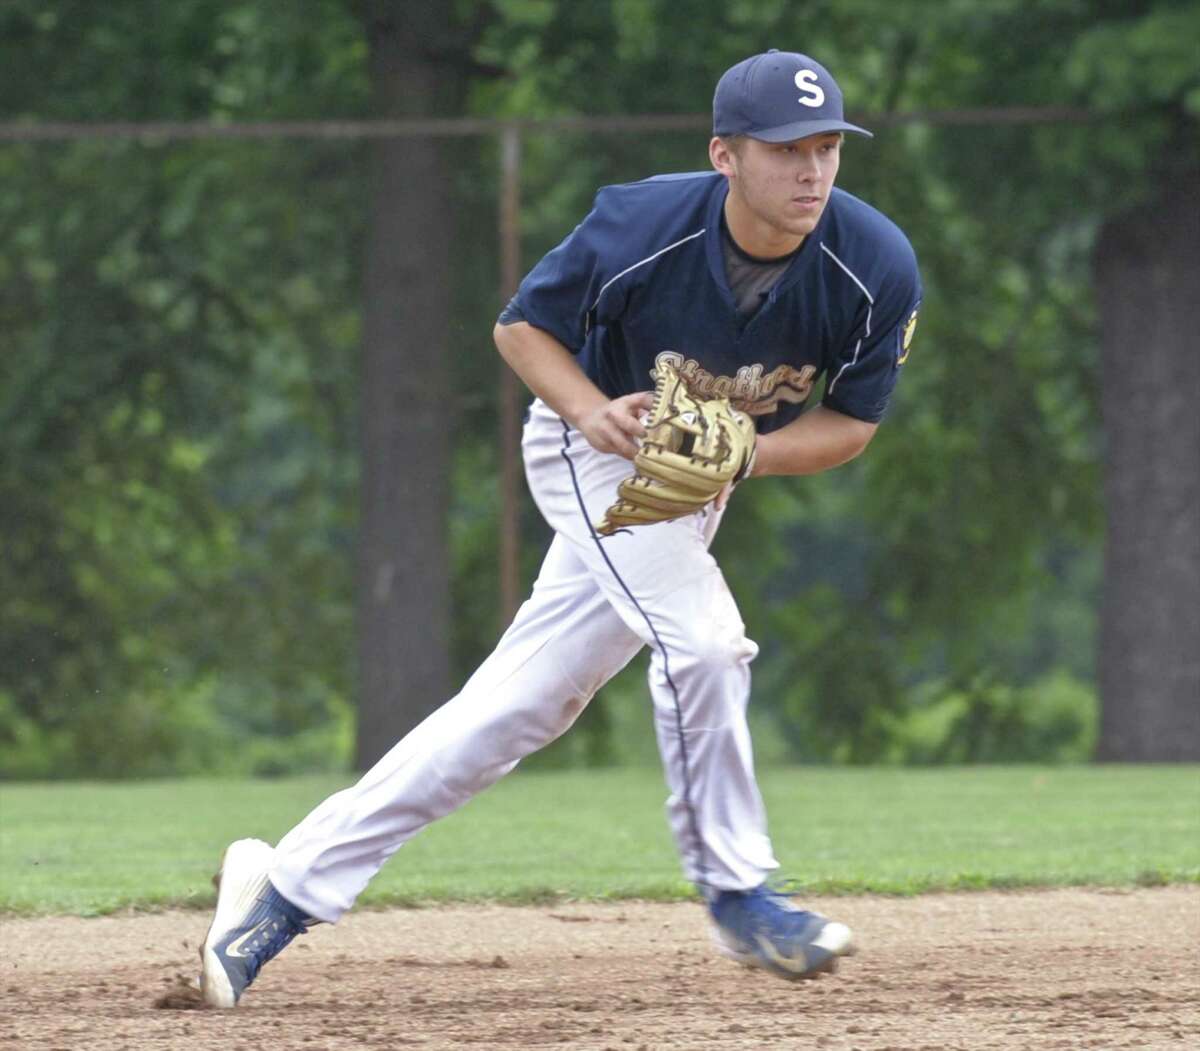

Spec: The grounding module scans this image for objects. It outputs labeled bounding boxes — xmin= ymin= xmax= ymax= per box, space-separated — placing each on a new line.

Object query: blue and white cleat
xmin=199 ymin=838 xmax=316 ymax=1008
xmin=709 ymin=884 xmax=854 ymax=980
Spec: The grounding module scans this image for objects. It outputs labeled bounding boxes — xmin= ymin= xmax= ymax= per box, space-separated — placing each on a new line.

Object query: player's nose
xmin=793 ymin=153 xmax=820 ymax=181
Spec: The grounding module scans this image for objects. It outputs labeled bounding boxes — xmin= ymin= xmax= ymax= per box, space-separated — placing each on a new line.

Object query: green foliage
xmin=0 ymin=679 xmax=355 ymax=781
xmin=2 ymin=1 xmax=1194 ymax=775
xmin=882 ymin=671 xmax=1098 ymax=764
xmin=1 ymin=4 xmax=366 ymax=777
xmin=1067 ymin=3 xmax=1200 ymax=114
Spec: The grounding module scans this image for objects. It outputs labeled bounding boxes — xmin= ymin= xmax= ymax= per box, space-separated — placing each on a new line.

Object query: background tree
xmin=355 ymin=1 xmax=473 ymax=769
xmin=1077 ymin=4 xmax=1200 ymax=759
xmin=1094 ymin=185 xmax=1199 ymax=760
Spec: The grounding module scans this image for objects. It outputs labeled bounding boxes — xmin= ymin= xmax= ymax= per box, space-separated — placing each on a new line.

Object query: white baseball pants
xmin=271 ymin=399 xmax=777 ymax=922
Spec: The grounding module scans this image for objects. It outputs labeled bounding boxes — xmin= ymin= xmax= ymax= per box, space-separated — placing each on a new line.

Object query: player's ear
xmin=710 ymin=136 xmax=738 ymax=177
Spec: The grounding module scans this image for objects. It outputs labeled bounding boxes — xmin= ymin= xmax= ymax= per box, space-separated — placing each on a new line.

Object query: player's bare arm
xmin=493 ymin=320 xmax=653 ymax=459
xmin=749 ymin=405 xmax=877 ymax=478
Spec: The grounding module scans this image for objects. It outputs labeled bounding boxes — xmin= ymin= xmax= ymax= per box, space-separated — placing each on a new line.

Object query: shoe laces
xmin=237 ymin=894 xmax=313 ymax=982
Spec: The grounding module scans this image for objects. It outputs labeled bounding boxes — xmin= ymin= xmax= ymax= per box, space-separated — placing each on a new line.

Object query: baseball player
xmin=199 ymin=49 xmax=921 ymax=1007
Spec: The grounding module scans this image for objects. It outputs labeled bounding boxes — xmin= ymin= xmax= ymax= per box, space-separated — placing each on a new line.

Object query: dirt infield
xmin=1 ymin=887 xmax=1196 ymax=1050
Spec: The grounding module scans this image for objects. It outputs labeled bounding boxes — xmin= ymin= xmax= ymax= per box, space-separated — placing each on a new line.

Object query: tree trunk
xmin=356 ymin=3 xmax=458 ymax=769
xmin=1094 ymin=175 xmax=1200 ymax=760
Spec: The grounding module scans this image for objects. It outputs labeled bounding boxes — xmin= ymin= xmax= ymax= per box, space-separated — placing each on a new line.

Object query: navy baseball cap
xmin=713 ymin=50 xmax=872 ymax=141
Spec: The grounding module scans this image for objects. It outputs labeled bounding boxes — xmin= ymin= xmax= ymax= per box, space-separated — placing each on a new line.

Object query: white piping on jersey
xmin=820 ymin=242 xmax=874 ymax=396
xmin=586 ymin=228 xmax=707 ymax=329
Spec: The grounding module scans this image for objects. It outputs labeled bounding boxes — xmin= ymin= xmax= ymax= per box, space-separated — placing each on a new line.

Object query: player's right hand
xmin=578 ymin=391 xmax=655 ymax=460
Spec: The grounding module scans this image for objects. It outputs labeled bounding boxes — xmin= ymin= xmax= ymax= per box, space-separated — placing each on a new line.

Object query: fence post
xmin=498 ymin=122 xmax=523 ymax=627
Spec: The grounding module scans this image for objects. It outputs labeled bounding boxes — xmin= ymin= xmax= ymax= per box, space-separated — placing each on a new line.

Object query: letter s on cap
xmin=794 ymin=69 xmax=825 ymax=108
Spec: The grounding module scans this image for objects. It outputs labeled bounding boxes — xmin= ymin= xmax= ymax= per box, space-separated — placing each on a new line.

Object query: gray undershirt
xmin=721 ymin=216 xmax=798 ymax=323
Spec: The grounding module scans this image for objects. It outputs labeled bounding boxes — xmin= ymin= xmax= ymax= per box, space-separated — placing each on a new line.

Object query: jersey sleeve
xmin=822 ymin=247 xmax=922 ymax=423
xmin=496 ymin=293 xmax=526 ymax=326
xmin=497 ymin=187 xmax=628 ymax=352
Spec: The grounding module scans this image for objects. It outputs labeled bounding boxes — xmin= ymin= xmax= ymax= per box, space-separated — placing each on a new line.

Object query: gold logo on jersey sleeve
xmin=897 ymin=308 xmax=918 ymax=365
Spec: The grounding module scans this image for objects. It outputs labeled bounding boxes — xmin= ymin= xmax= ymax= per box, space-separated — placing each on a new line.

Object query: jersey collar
xmin=704 ymin=177 xmax=832 ymax=306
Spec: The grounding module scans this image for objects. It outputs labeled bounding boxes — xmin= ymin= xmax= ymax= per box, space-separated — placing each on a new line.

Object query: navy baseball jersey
xmin=501 ymin=171 xmax=921 ymax=432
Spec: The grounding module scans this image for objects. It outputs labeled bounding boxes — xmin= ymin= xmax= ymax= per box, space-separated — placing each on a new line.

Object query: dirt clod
xmin=151 ymin=975 xmax=206 ymax=1011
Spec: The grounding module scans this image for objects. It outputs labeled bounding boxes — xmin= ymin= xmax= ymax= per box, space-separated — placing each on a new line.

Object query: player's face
xmin=712 ymin=133 xmax=842 ymax=256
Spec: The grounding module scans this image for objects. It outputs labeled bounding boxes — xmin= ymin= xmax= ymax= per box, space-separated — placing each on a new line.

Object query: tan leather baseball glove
xmin=595 ymin=361 xmax=757 ymax=536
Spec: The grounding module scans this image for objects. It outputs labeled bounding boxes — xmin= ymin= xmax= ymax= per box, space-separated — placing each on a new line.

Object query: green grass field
xmin=1 ymin=765 xmax=1197 ymax=916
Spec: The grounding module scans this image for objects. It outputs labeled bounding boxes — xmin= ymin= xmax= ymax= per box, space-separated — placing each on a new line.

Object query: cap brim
xmin=749 ymin=119 xmax=873 ymax=142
